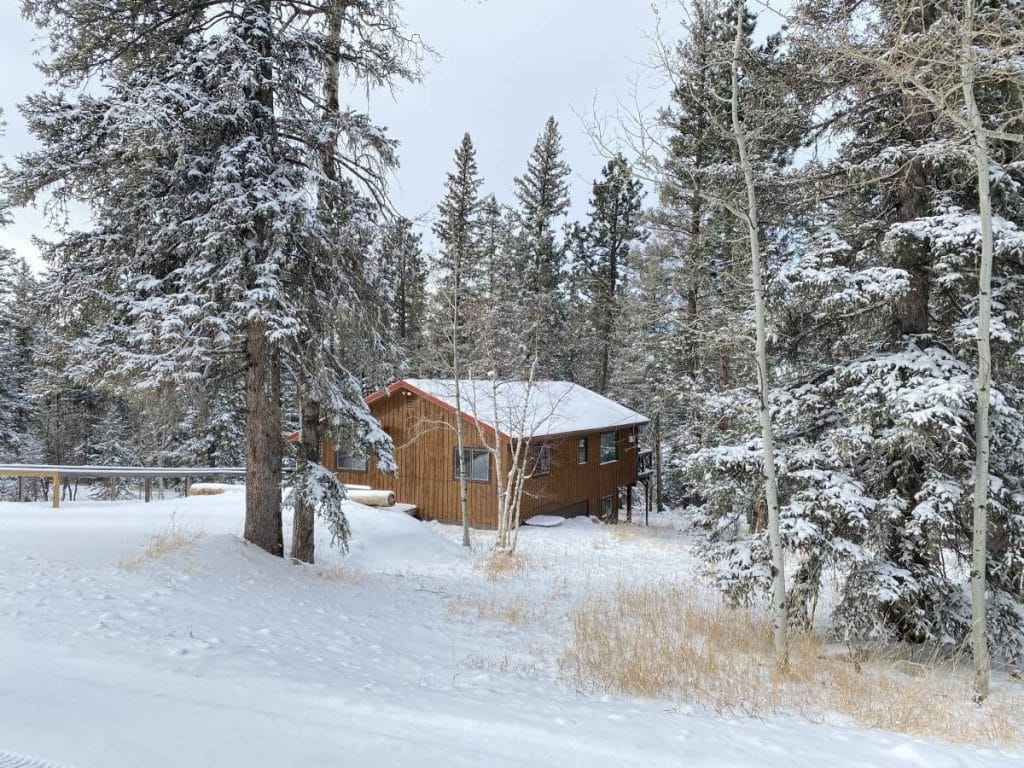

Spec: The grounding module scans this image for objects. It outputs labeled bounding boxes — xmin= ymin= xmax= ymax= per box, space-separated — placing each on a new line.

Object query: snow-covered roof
xmin=372 ymin=379 xmax=649 ymax=439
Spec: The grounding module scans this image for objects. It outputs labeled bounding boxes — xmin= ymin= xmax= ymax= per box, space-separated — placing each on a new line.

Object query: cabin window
xmin=335 ymin=449 xmax=367 ymax=472
xmin=532 ymin=443 xmax=552 ymax=476
xmin=599 ymin=431 xmax=618 ymax=464
xmin=577 ymin=437 xmax=588 ymax=464
xmin=454 ymin=447 xmax=490 ymax=483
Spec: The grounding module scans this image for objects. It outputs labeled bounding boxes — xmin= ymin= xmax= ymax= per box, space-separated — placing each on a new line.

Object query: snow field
xmin=0 ymin=493 xmax=1019 ymax=767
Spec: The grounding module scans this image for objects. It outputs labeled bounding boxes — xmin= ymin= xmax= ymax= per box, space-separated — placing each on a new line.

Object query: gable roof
xmin=367 ymin=379 xmax=649 ymax=440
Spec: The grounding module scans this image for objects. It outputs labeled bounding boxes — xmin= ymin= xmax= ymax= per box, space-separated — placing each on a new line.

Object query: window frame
xmin=531 ymin=443 xmax=553 ymax=476
xmin=453 ymin=446 xmax=491 ymax=483
xmin=577 ymin=436 xmax=588 ymax=465
xmin=599 ymin=431 xmax=619 ymax=464
xmin=335 ymin=448 xmax=367 ymax=472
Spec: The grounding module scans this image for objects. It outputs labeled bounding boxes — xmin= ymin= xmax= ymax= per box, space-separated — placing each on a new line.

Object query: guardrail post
xmin=52 ymin=473 xmax=60 ymax=509
xmin=144 ymin=477 xmax=151 ymax=503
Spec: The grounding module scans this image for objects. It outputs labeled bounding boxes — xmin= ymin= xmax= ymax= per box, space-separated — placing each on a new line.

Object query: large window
xmin=532 ymin=443 xmax=552 ymax=476
xmin=577 ymin=437 xmax=588 ymax=464
xmin=599 ymin=431 xmax=618 ymax=464
xmin=454 ymin=447 xmax=490 ymax=483
xmin=335 ymin=449 xmax=367 ymax=472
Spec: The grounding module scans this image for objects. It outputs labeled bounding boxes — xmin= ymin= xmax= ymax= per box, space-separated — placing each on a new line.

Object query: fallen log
xmin=345 ymin=489 xmax=396 ymax=507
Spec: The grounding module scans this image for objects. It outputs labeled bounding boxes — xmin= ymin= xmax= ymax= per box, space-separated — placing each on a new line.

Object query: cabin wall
xmin=328 ymin=391 xmax=641 ymax=527
xmin=522 ymin=427 xmax=639 ymax=520
xmin=328 ymin=391 xmax=500 ymax=526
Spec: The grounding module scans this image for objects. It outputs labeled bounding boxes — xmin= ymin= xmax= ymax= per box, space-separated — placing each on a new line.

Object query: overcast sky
xmin=0 ymin=0 xmax=680 ymax=262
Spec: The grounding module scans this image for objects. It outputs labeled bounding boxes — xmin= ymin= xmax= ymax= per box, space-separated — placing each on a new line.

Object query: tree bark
xmin=244 ymin=320 xmax=284 ymax=556
xmin=291 ymin=396 xmax=320 ymax=563
xmin=241 ymin=0 xmax=284 ymax=558
xmin=962 ymin=0 xmax=991 ymax=700
xmin=731 ymin=2 xmax=787 ymax=669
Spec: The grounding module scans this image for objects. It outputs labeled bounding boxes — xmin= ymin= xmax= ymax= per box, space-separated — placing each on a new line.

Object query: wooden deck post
xmin=51 ymin=473 xmax=60 ymax=509
xmin=626 ymin=483 xmax=633 ymax=523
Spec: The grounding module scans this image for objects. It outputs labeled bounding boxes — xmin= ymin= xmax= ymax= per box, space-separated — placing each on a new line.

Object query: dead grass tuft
xmin=120 ymin=518 xmax=204 ymax=571
xmin=477 ymin=551 xmax=531 ymax=581
xmin=315 ymin=565 xmax=366 ymax=585
xmin=461 ymin=653 xmax=543 ymax=677
xmin=559 ymin=584 xmax=1022 ymax=746
xmin=187 ymin=485 xmax=225 ymax=496
xmin=448 ymin=593 xmax=545 ymax=627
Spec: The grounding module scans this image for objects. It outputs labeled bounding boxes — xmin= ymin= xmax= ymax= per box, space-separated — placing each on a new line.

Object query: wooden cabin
xmin=325 ymin=379 xmax=651 ymax=527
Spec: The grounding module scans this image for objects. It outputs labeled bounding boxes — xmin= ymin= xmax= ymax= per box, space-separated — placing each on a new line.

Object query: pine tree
xmin=12 ymin=0 xmax=416 ymax=557
xmin=513 ymin=117 xmax=572 ymax=377
xmin=433 ymin=133 xmax=485 ymax=547
xmin=569 ymin=154 xmax=646 ymax=393
xmin=377 ymin=216 xmax=427 ymax=368
xmin=777 ymin=0 xmax=1024 ymax=677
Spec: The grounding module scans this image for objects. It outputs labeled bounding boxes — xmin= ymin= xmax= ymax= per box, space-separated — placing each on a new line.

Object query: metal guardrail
xmin=0 ymin=464 xmax=246 ymax=508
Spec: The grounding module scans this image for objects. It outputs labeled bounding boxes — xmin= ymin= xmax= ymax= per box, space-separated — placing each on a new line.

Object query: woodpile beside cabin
xmin=325 ymin=379 xmax=652 ymax=527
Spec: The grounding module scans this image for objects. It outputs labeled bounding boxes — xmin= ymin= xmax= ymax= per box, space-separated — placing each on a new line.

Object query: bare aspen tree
xmin=728 ymin=0 xmax=787 ymax=669
xmin=434 ymin=133 xmax=484 ymax=548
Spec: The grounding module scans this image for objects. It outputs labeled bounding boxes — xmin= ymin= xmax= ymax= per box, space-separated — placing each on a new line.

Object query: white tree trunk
xmin=962 ymin=0 xmax=991 ymax=700
xmin=730 ymin=2 xmax=787 ymax=669
xmin=452 ymin=262 xmax=471 ymax=548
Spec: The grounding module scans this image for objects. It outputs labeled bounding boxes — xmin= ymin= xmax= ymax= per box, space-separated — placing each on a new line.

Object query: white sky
xmin=0 ymin=0 xmax=674 ymax=263
xmin=0 ymin=1 xmax=785 ymax=263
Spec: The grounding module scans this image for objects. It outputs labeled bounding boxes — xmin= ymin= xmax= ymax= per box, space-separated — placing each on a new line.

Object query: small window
xmin=599 ymin=431 xmax=618 ymax=464
xmin=577 ymin=437 xmax=588 ymax=464
xmin=335 ymin=448 xmax=367 ymax=472
xmin=454 ymin=447 xmax=490 ymax=482
xmin=532 ymin=443 xmax=552 ymax=476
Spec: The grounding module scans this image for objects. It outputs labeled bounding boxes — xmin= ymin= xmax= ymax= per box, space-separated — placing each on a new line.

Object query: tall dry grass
xmin=120 ymin=518 xmax=204 ymax=571
xmin=559 ymin=584 xmax=1021 ymax=746
xmin=476 ymin=551 xmax=531 ymax=581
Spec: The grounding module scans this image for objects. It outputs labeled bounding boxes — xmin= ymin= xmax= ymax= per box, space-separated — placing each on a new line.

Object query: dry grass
xmin=477 ymin=551 xmax=531 ymax=581
xmin=120 ymin=518 xmax=204 ymax=571
xmin=315 ymin=565 xmax=367 ymax=585
xmin=447 ymin=593 xmax=546 ymax=627
xmin=559 ymin=584 xmax=1022 ymax=746
xmin=187 ymin=484 xmax=226 ymax=496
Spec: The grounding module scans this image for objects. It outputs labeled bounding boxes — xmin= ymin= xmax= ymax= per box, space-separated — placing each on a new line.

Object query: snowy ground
xmin=0 ymin=490 xmax=1019 ymax=767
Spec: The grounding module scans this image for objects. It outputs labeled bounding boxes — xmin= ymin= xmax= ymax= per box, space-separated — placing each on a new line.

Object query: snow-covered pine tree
xmin=377 ymin=217 xmax=428 ymax=370
xmin=12 ymin=0 xmax=413 ymax=557
xmin=767 ymin=0 xmax=1024 ymax=674
xmin=513 ymin=117 xmax=572 ymax=377
xmin=0 ymin=206 xmax=40 ymax=465
xmin=651 ymin=0 xmax=807 ymax=665
xmin=567 ymin=154 xmax=646 ymax=394
xmin=433 ymin=133 xmax=485 ymax=547
xmin=288 ymin=2 xmax=412 ymax=564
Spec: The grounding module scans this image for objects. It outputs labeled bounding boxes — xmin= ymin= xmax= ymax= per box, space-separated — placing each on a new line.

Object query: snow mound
xmin=343 ymin=501 xmax=468 ymax=573
xmin=524 ymin=515 xmax=565 ymax=527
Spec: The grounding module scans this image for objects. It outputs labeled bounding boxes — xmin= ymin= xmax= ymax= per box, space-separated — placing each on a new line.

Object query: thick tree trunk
xmin=731 ymin=3 xmax=787 ymax=669
xmin=241 ymin=0 xmax=283 ymax=558
xmin=291 ymin=396 xmax=320 ymax=563
xmin=244 ymin=321 xmax=284 ymax=556
xmin=962 ymin=0 xmax=991 ymax=699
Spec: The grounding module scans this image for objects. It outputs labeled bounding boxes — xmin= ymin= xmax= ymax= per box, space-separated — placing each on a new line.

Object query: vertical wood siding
xmin=326 ymin=389 xmax=641 ymax=527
